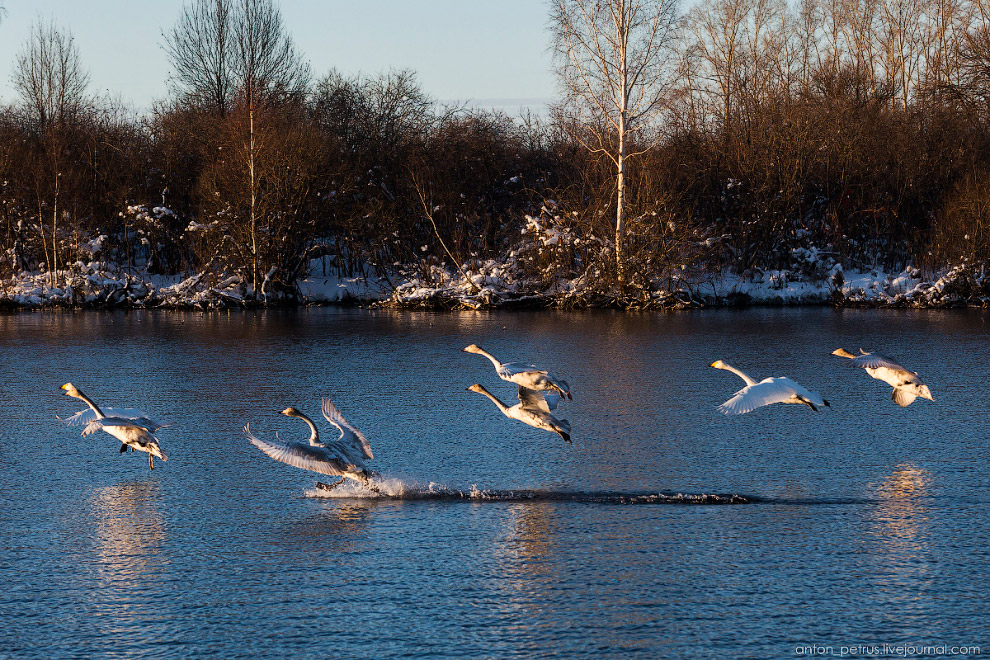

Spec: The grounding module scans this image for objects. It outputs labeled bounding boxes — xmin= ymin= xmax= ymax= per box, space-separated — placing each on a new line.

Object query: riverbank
xmin=1 ymin=259 xmax=987 ymax=310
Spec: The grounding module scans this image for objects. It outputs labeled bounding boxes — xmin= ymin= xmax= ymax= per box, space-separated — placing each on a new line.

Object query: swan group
xmin=57 ymin=341 xmax=936 ymax=482
xmin=464 ymin=344 xmax=574 ymax=443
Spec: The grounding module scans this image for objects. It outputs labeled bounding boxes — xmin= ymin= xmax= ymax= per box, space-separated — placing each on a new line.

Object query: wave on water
xmin=304 ymin=478 xmax=750 ymax=505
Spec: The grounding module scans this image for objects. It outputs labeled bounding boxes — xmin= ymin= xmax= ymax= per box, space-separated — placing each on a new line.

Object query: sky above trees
xmin=0 ymin=0 xmax=557 ymax=112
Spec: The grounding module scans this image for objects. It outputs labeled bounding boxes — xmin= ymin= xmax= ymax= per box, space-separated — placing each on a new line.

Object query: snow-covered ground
xmin=2 ymin=257 xmax=987 ymax=309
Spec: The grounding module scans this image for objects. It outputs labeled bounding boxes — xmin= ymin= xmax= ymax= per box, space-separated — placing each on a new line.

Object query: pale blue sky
xmin=0 ymin=0 xmax=558 ymax=113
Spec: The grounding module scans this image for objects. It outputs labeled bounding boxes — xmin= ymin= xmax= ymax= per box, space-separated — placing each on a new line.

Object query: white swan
xmin=463 ymin=344 xmax=572 ymax=400
xmin=710 ymin=360 xmax=830 ymax=415
xmin=60 ymin=383 xmax=168 ymax=470
xmin=245 ymin=398 xmax=378 ymax=492
xmin=832 ymin=348 xmax=934 ymax=407
xmin=467 ymin=383 xmax=571 ymax=443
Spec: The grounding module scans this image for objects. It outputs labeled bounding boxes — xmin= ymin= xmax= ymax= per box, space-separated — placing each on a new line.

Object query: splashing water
xmin=304 ymin=476 xmax=750 ymax=504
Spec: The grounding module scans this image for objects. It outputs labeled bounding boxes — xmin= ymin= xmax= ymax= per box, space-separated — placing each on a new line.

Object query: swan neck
xmin=76 ymin=391 xmax=105 ymax=419
xmin=722 ymin=363 xmax=757 ymax=386
xmin=294 ymin=412 xmax=319 ymax=444
xmin=475 ymin=348 xmax=503 ymax=369
xmin=476 ymin=387 xmax=508 ymax=413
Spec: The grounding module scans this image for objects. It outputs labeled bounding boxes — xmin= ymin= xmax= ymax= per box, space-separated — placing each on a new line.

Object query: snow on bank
xmin=2 ymin=258 xmax=987 ymax=310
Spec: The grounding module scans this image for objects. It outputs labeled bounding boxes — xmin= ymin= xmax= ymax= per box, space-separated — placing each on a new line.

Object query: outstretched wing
xmin=60 ymin=407 xmax=169 ymax=432
xmin=498 ymin=361 xmax=546 ymax=379
xmin=81 ymin=416 xmax=154 ymax=437
xmin=245 ymin=424 xmax=350 ymax=477
xmin=850 ymin=352 xmax=910 ymax=372
xmin=718 ymin=379 xmax=799 ymax=415
xmin=517 ymin=386 xmax=560 ymax=412
xmin=321 ymin=398 xmax=373 ymax=460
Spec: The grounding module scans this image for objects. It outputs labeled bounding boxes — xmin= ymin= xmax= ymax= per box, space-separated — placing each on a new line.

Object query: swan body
xmin=832 ymin=348 xmax=934 ymax=407
xmin=60 ymin=383 xmax=167 ymax=469
xmin=463 ymin=344 xmax=572 ymax=400
xmin=468 ymin=383 xmax=571 ymax=443
xmin=246 ymin=398 xmax=377 ymax=490
xmin=710 ymin=360 xmax=830 ymax=415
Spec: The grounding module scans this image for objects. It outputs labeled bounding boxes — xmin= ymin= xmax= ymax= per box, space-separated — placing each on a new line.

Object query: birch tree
xmin=165 ymin=0 xmax=310 ymax=296
xmin=552 ymin=0 xmax=680 ymax=286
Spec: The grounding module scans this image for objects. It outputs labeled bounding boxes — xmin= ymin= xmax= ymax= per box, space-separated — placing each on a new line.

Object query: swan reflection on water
xmin=866 ymin=464 xmax=934 ymax=602
xmin=89 ymin=480 xmax=168 ymax=605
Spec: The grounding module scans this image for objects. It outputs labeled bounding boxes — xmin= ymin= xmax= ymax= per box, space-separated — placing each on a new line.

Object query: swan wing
xmin=498 ymin=362 xmax=546 ymax=379
xmin=892 ymin=388 xmax=918 ymax=407
xmin=718 ymin=379 xmax=800 ymax=415
xmin=245 ymin=424 xmax=351 ymax=477
xmin=850 ymin=352 xmax=910 ymax=372
xmin=517 ymin=386 xmax=560 ymax=412
xmin=60 ymin=407 xmax=169 ymax=432
xmin=321 ymin=398 xmax=373 ymax=460
xmin=81 ymin=416 xmax=153 ymax=436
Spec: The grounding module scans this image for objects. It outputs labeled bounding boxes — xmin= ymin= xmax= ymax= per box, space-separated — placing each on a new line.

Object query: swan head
xmin=280 ymin=407 xmax=302 ymax=417
xmin=709 ymin=360 xmax=726 ymax=370
xmin=462 ymin=344 xmax=483 ymax=354
xmin=831 ymin=348 xmax=857 ymax=358
xmin=466 ymin=383 xmax=488 ymax=395
xmin=61 ymin=383 xmax=82 ymax=398
xmin=918 ymin=384 xmax=934 ymax=401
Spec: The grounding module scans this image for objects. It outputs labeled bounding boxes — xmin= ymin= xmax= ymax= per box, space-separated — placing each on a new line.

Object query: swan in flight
xmin=59 ymin=383 xmax=168 ymax=470
xmin=463 ymin=344 xmax=572 ymax=400
xmin=832 ymin=348 xmax=934 ymax=407
xmin=245 ymin=398 xmax=378 ymax=493
xmin=467 ymin=383 xmax=571 ymax=443
xmin=710 ymin=360 xmax=830 ymax=415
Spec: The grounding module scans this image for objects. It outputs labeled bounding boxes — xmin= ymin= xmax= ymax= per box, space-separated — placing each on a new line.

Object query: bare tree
xmin=552 ymin=0 xmax=680 ymax=286
xmin=13 ymin=19 xmax=90 ymax=285
xmin=164 ymin=0 xmax=234 ymax=115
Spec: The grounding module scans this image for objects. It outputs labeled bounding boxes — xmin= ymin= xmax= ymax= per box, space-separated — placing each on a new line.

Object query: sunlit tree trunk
xmin=552 ymin=0 xmax=679 ymax=289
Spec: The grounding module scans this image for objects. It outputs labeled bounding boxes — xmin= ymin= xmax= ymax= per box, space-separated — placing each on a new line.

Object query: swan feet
xmin=316 ymin=480 xmax=341 ymax=492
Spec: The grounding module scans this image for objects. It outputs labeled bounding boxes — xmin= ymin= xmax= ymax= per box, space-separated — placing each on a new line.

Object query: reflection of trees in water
xmin=89 ymin=480 xmax=168 ymax=624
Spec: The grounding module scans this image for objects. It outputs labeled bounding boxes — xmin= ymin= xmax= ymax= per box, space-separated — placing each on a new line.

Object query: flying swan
xmin=832 ymin=348 xmax=934 ymax=407
xmin=245 ymin=398 xmax=378 ymax=492
xmin=59 ymin=383 xmax=168 ymax=470
xmin=710 ymin=360 xmax=830 ymax=415
xmin=467 ymin=383 xmax=571 ymax=443
xmin=463 ymin=344 xmax=572 ymax=400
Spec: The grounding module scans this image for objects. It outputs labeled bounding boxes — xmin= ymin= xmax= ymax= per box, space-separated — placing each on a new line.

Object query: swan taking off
xmin=245 ymin=398 xmax=378 ymax=493
xmin=468 ymin=383 xmax=571 ymax=443
xmin=60 ymin=383 xmax=168 ymax=470
xmin=710 ymin=360 xmax=830 ymax=415
xmin=832 ymin=348 xmax=934 ymax=407
xmin=463 ymin=344 xmax=572 ymax=400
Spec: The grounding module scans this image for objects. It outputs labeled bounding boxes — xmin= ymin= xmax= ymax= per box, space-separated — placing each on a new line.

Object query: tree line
xmin=1 ymin=0 xmax=990 ymax=303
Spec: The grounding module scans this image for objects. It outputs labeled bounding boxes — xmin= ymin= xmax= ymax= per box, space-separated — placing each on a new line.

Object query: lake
xmin=0 ymin=308 xmax=987 ymax=658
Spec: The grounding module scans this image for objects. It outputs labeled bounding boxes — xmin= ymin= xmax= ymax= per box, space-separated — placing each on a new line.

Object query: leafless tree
xmin=552 ymin=0 xmax=680 ymax=286
xmin=164 ymin=0 xmax=234 ymax=115
xmin=13 ymin=19 xmax=90 ymax=285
